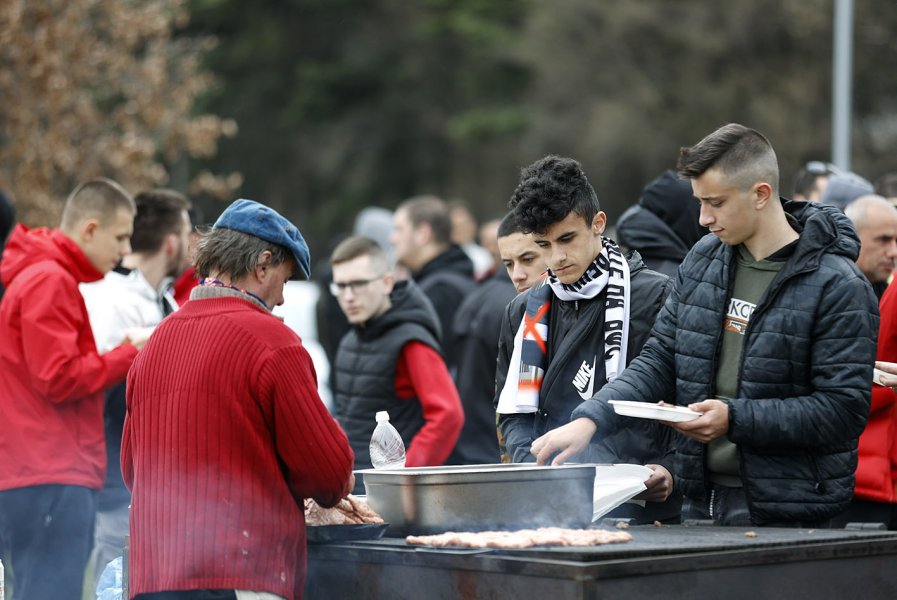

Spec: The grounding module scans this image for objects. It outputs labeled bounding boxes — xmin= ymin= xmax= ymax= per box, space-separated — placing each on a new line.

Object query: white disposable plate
xmin=608 ymin=400 xmax=701 ymax=423
xmin=873 ymin=368 xmax=892 ymax=387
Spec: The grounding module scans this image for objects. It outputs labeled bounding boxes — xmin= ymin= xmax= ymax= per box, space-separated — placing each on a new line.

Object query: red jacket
xmin=0 ymin=225 xmax=138 ymax=491
xmin=172 ymin=265 xmax=199 ymax=306
xmin=122 ymin=294 xmax=354 ymax=599
xmin=856 ymin=284 xmax=897 ymax=503
xmin=393 ymin=341 xmax=464 ymax=466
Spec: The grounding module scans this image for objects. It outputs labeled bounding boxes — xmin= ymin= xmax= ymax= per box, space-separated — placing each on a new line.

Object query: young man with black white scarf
xmin=534 ymin=125 xmax=879 ymax=528
xmin=494 ymin=155 xmax=680 ymax=523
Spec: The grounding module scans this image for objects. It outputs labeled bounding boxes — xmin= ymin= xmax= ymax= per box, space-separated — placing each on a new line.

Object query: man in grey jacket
xmin=495 ymin=155 xmax=678 ymax=523
xmin=533 ymin=124 xmax=879 ymax=527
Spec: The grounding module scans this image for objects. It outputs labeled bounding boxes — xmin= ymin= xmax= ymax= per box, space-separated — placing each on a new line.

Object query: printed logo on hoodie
xmin=573 ymin=356 xmax=597 ymax=400
xmin=724 ymin=297 xmax=756 ymax=336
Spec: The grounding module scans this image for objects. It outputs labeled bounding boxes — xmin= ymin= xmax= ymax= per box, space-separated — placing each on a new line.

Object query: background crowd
xmin=1 ymin=134 xmax=897 ymax=598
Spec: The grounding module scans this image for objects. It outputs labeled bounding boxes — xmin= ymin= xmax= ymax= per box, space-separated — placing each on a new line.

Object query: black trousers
xmin=683 ymin=483 xmax=832 ymax=528
xmin=830 ymin=498 xmax=897 ymax=529
xmin=0 ymin=484 xmax=96 ymax=600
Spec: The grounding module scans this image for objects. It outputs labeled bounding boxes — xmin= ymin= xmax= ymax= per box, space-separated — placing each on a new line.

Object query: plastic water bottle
xmin=369 ymin=411 xmax=406 ymax=469
xmin=95 ymin=556 xmax=123 ymax=600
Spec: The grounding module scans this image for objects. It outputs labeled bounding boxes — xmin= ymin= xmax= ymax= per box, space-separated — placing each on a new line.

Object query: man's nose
xmin=887 ymin=240 xmax=897 ymax=260
xmin=552 ymin=247 xmax=566 ymax=265
xmin=699 ymin=204 xmax=714 ymax=227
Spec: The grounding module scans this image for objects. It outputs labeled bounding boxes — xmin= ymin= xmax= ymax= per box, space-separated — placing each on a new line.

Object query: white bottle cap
xmin=375 ymin=411 xmax=390 ymax=423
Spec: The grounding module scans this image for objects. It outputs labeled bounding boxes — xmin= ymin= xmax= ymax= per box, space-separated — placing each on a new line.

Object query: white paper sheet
xmin=592 ymin=464 xmax=654 ymax=521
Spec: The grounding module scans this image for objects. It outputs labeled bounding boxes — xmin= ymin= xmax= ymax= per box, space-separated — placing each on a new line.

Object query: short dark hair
xmin=497 ymin=210 xmax=525 ymax=238
xmin=396 ymin=195 xmax=452 ymax=246
xmin=60 ymin=178 xmax=135 ymax=229
xmin=793 ymin=161 xmax=838 ymax=198
xmin=794 ymin=169 xmax=822 ymax=199
xmin=330 ymin=235 xmax=389 ymax=272
xmin=677 ymin=123 xmax=779 ymax=195
xmin=508 ymin=155 xmax=600 ymax=235
xmin=130 ymin=189 xmax=191 ymax=254
xmin=193 ymin=228 xmax=291 ymax=281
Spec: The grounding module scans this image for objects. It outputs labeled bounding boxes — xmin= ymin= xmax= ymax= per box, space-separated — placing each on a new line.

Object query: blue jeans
xmin=0 ymin=484 xmax=96 ymax=600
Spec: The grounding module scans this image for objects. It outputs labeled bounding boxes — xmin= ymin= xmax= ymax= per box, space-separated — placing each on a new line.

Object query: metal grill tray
xmin=358 ymin=464 xmax=597 ymax=535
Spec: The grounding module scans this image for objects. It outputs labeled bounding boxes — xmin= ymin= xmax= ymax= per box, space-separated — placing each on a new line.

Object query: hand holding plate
xmin=668 ymin=399 xmax=729 ymax=443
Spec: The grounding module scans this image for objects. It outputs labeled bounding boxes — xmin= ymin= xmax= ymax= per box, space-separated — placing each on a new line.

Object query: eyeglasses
xmin=329 ymin=275 xmax=385 ymax=296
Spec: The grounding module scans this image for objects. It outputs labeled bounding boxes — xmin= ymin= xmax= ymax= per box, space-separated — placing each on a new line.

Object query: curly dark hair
xmin=508 ymin=155 xmax=600 ymax=234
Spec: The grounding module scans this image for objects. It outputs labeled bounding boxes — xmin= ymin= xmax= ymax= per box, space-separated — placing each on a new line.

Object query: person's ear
xmin=80 ymin=218 xmax=100 ymax=242
xmin=255 ymin=250 xmax=274 ymax=282
xmin=415 ymin=223 xmax=432 ymax=247
xmin=383 ymin=272 xmax=395 ymax=295
xmin=754 ymin=182 xmax=773 ymax=209
xmin=165 ymin=233 xmax=178 ymax=257
xmin=592 ymin=211 xmax=607 ymax=236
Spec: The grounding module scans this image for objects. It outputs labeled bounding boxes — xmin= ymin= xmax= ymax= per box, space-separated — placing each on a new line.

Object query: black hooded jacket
xmin=576 ymin=201 xmax=879 ymax=524
xmin=447 ymin=268 xmax=517 ymax=464
xmin=413 ymin=244 xmax=476 ymax=370
xmin=617 ymin=170 xmax=705 ymax=278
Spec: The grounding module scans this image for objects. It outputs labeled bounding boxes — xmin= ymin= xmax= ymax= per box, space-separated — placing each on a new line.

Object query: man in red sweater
xmin=122 ymin=199 xmax=355 ymax=600
xmin=0 ymin=178 xmax=140 ymax=600
xmin=330 ymin=236 xmax=463 ymax=489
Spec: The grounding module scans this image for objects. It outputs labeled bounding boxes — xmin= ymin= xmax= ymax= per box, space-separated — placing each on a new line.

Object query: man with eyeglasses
xmin=330 ymin=236 xmax=464 ymax=490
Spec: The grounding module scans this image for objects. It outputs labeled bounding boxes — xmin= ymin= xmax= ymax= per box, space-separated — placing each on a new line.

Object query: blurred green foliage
xmin=185 ymin=0 xmax=897 ymax=260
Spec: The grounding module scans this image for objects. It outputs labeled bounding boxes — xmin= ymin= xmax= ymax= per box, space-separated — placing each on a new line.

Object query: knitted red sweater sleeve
xmin=261 ymin=344 xmax=355 ymax=508
xmin=394 ymin=341 xmax=465 ymax=466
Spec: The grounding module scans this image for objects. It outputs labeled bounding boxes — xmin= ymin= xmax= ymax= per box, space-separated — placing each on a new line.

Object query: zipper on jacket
xmin=709 ymin=487 xmax=716 ymax=520
xmin=807 ymin=453 xmax=827 ymax=494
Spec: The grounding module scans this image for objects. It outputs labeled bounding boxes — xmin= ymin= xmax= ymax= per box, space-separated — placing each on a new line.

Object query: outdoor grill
xmin=305 ymin=524 xmax=897 ymax=599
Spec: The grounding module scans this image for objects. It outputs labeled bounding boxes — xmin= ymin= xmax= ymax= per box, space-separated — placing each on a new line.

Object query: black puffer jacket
xmin=575 ymin=200 xmax=879 ymax=524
